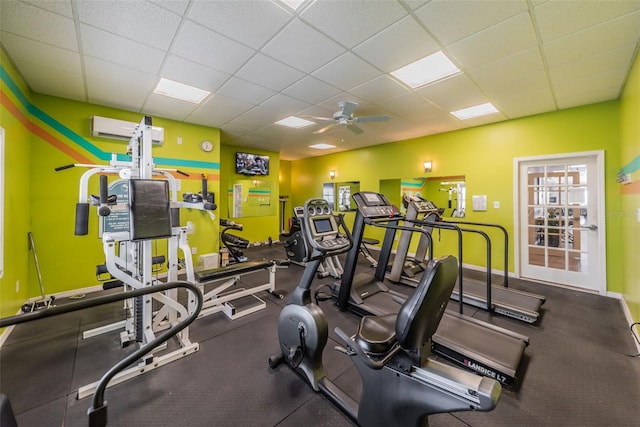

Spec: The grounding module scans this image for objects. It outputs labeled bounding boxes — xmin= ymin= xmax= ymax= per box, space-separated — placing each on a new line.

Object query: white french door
xmin=516 ymin=151 xmax=606 ymax=293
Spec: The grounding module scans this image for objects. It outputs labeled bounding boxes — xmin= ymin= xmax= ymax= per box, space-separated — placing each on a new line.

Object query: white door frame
xmin=513 ymin=150 xmax=607 ymax=294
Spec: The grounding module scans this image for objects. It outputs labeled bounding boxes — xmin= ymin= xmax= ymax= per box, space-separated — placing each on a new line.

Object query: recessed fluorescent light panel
xmin=451 ymin=102 xmax=499 ymax=120
xmin=309 ymin=143 xmax=335 ymax=150
xmin=276 ymin=0 xmax=305 ymax=10
xmin=391 ymin=51 xmax=460 ymax=89
xmin=275 ymin=116 xmax=316 ymax=129
xmin=153 ymin=78 xmax=210 ymax=104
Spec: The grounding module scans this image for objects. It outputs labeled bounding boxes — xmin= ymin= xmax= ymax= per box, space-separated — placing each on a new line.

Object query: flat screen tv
xmin=236 ymin=152 xmax=270 ymax=176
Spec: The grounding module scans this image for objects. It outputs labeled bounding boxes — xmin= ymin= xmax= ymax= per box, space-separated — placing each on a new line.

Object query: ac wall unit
xmin=91 ymin=116 xmax=164 ymax=145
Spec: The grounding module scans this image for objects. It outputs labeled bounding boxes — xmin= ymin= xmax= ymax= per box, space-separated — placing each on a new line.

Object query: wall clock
xmin=200 ymin=140 xmax=213 ymax=152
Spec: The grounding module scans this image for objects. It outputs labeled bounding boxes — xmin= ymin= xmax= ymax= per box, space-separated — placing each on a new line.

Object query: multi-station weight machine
xmin=58 ymin=116 xmax=219 ymax=397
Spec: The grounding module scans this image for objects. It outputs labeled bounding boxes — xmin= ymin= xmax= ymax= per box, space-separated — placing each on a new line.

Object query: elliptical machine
xmin=269 ymin=198 xmax=501 ymax=427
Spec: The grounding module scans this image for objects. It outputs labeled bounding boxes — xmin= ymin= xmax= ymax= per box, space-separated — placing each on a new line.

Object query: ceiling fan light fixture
xmin=153 ymin=78 xmax=210 ymax=104
xmin=275 ymin=116 xmax=316 ymax=129
xmin=309 ymin=143 xmax=335 ymax=150
xmin=391 ymin=51 xmax=460 ymax=89
xmin=451 ymin=102 xmax=499 ymax=120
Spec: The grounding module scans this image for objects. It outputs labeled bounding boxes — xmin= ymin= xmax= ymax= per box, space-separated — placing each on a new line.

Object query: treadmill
xmin=333 ymin=191 xmax=529 ymax=386
xmin=389 ymin=197 xmax=545 ymax=324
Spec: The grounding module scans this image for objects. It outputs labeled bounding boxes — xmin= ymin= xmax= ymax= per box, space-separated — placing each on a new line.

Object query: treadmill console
xmin=302 ymin=199 xmax=351 ymax=254
xmin=352 ymin=192 xmax=400 ymax=218
xmin=412 ymin=199 xmax=440 ymax=214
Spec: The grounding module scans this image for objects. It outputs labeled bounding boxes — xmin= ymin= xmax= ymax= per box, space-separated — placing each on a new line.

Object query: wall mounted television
xmin=236 ymin=152 xmax=270 ymax=176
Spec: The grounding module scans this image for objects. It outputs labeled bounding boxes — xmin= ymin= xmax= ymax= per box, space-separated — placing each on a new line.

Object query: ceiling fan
xmin=307 ymin=101 xmax=389 ymax=135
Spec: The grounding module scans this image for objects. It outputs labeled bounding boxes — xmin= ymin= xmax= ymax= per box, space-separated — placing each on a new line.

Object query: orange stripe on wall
xmin=1 ymin=91 xmax=31 ymax=129
xmin=621 ymin=180 xmax=640 ymax=195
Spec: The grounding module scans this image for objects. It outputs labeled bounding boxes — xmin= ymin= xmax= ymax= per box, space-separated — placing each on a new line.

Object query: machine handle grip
xmin=55 ymin=164 xmax=75 ymax=171
xmin=97 ymin=175 xmax=111 ymax=217
xmin=75 ymin=203 xmax=89 ymax=235
xmin=176 ymin=169 xmax=189 ymax=177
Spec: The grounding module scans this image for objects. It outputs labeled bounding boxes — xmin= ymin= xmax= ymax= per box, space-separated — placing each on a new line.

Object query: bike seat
xmin=355 ymin=314 xmax=397 ymax=355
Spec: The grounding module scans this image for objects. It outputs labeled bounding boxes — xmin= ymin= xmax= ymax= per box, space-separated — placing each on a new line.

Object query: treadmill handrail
xmin=363 ymin=218 xmax=434 ymax=262
xmin=443 ymin=219 xmax=509 ymax=287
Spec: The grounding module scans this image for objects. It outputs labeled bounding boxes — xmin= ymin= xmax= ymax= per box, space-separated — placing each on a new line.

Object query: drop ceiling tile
xmin=0 ymin=1 xmax=78 ymax=50
xmin=261 ymin=18 xmax=345 ymax=73
xmin=188 ymin=0 xmax=292 ymax=49
xmin=317 ymin=93 xmax=372 ymax=114
xmin=414 ymin=0 xmax=528 ymax=45
xmin=353 ymin=16 xmax=440 ymax=72
xmin=236 ymin=54 xmax=304 ymax=92
xmin=282 ymin=76 xmax=342 ymax=104
xmin=171 ymin=20 xmax=255 ymax=75
xmin=76 ymin=1 xmax=181 ymax=50
xmin=23 ymin=0 xmax=73 ymax=17
xmin=416 ymin=73 xmax=486 ymax=111
xmin=493 ymin=81 xmax=556 ymax=119
xmin=466 ymin=48 xmax=546 ymax=93
xmin=217 ymin=77 xmax=276 ymax=105
xmin=149 ymin=0 xmax=189 ymax=15
xmin=160 ymin=55 xmax=230 ymax=93
xmin=223 ymin=106 xmax=282 ymax=135
xmin=447 ymin=12 xmax=538 ymax=69
xmin=557 ymin=86 xmax=622 ymax=110
xmin=80 ymin=24 xmax=165 ymax=74
xmin=0 ymin=32 xmax=81 ymax=75
xmin=300 ymin=0 xmax=407 ymax=48
xmin=311 ymin=52 xmax=382 ymax=91
xmin=15 ymin=59 xmax=85 ymax=102
xmin=543 ymin=11 xmax=640 ymax=68
xmin=349 ymin=75 xmax=410 ymax=104
xmin=534 ymin=0 xmax=640 ymax=42
xmin=260 ymin=93 xmax=311 ymax=116
xmin=188 ymin=94 xmax=254 ymax=127
xmin=144 ymin=92 xmax=201 ymax=121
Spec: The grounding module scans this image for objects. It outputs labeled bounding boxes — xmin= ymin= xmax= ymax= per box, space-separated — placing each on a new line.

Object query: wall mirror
xmin=227 ymin=179 xmax=276 ymax=218
xmin=378 ymin=176 xmax=466 ymax=218
xmin=322 ymin=181 xmax=360 ymax=212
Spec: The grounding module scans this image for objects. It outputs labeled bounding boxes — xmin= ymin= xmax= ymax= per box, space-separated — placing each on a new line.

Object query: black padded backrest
xmin=129 ymin=179 xmax=172 ymax=241
xmin=0 ymin=394 xmax=18 ymax=427
xmin=395 ymin=255 xmax=458 ymax=351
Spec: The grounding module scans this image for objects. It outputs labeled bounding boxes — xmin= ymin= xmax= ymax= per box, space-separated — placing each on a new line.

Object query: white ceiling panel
xmin=311 ymin=52 xmax=382 ymax=91
xmin=236 ymin=54 xmax=305 ymax=92
xmin=534 ymin=0 xmax=640 ymax=43
xmin=282 ymin=76 xmax=342 ymax=104
xmin=160 ymin=55 xmax=230 ymax=93
xmin=80 ymin=24 xmax=165 ymax=74
xmin=543 ymin=11 xmax=640 ymax=68
xmin=353 ymin=15 xmax=440 ymax=72
xmin=417 ymin=73 xmax=487 ymax=112
xmin=0 ymin=1 xmax=78 ymax=50
xmin=261 ymin=18 xmax=345 ymax=73
xmin=447 ymin=12 xmax=538 ymax=69
xmin=171 ymin=20 xmax=255 ymax=74
xmin=76 ymin=0 xmax=181 ymax=50
xmin=188 ymin=0 xmax=292 ymax=49
xmin=16 ymin=60 xmax=85 ymax=102
xmin=143 ymin=92 xmax=200 ymax=121
xmin=414 ymin=0 xmax=529 ymax=45
xmin=1 ymin=0 xmax=638 ymax=160
xmin=24 ymin=0 xmax=73 ymax=17
xmin=216 ymin=77 xmax=276 ymax=105
xmin=301 ymin=0 xmax=407 ymax=48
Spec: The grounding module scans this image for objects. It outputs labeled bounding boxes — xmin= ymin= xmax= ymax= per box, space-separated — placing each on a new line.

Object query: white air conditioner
xmin=90 ymin=116 xmax=164 ymax=145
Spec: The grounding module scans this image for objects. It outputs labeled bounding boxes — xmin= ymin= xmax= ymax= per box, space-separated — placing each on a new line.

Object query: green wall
xmin=619 ymin=51 xmax=640 ymax=323
xmin=289 ymin=101 xmax=623 ymax=293
xmin=219 ymin=144 xmax=280 ymax=244
xmin=0 ymin=49 xmax=32 ymax=318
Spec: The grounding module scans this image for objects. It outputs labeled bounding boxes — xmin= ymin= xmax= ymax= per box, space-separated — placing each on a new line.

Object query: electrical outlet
xmin=191 ymin=247 xmax=197 ymax=255
xmin=15 ymin=280 xmax=19 ymax=293
xmin=494 ymin=201 xmax=500 ymax=209
xmin=177 ymin=137 xmax=182 ymax=145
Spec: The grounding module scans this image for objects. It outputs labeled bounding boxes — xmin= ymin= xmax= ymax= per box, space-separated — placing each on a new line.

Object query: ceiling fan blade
xmin=302 ymin=115 xmax=334 ymax=122
xmin=339 ymin=101 xmax=358 ymax=117
xmin=347 ymin=124 xmax=364 ymax=135
xmin=314 ymin=123 xmax=338 ymax=134
xmin=353 ymin=115 xmax=390 ymax=123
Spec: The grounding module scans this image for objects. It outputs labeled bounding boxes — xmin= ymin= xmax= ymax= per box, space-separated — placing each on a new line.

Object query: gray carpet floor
xmin=1 ymin=243 xmax=639 ymax=426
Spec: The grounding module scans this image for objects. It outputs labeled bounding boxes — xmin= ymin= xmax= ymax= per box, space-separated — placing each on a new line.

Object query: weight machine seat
xmin=195 ymin=259 xmax=274 ymax=282
xmin=354 ymin=256 xmax=458 ymax=356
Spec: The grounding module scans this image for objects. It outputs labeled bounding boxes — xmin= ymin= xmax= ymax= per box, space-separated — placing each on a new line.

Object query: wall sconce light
xmin=423 ymin=161 xmax=433 ymax=173
xmin=253 ymin=179 xmax=259 ymax=186
xmin=329 ymin=170 xmax=336 ymax=179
